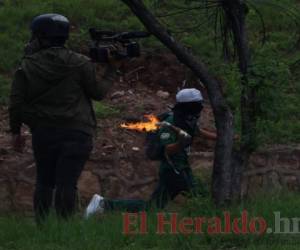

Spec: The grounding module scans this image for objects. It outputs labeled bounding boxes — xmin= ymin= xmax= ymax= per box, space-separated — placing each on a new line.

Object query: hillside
xmin=0 ymin=0 xmax=299 ymax=143
xmin=0 ymin=1 xmax=300 ymax=250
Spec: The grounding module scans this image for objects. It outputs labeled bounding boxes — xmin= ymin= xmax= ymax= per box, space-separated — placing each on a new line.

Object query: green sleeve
xmin=81 ymin=61 xmax=116 ymax=101
xmin=159 ymin=127 xmax=177 ymax=147
xmin=9 ymin=68 xmax=27 ymax=134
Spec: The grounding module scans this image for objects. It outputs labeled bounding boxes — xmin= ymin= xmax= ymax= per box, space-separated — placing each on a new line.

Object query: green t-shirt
xmin=158 ymin=115 xmax=190 ymax=171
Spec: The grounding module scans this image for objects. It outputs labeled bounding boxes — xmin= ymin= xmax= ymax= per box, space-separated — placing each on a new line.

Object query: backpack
xmin=145 ymin=112 xmax=172 ymax=161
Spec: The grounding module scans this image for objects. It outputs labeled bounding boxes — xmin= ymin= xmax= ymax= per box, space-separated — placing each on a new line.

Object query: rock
xmin=263 ymin=171 xmax=282 ymax=191
xmin=284 ymin=176 xmax=299 ymax=191
xmin=156 ymin=90 xmax=170 ymax=99
xmin=277 ymin=154 xmax=299 ymax=170
xmin=14 ymin=182 xmax=34 ymax=212
xmin=249 ymin=154 xmax=268 ymax=169
xmin=242 ymin=145 xmax=300 ymax=197
xmin=132 ymin=147 xmax=140 ymax=151
xmin=110 ymin=91 xmax=125 ymax=99
xmin=119 ymin=161 xmax=134 ymax=180
xmin=102 ymin=145 xmax=115 ymax=151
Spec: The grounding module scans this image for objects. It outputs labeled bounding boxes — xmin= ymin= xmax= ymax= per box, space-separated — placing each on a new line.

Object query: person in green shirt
xmin=151 ymin=88 xmax=206 ymax=208
xmin=86 ymin=88 xmax=217 ymax=217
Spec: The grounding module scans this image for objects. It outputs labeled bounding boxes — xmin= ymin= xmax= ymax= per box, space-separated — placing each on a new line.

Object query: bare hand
xmin=11 ymin=134 xmax=26 ymax=153
xmin=108 ymin=45 xmax=123 ymax=69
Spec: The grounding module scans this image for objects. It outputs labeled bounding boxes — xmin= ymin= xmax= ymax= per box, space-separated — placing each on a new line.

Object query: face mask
xmin=186 ymin=114 xmax=199 ymax=129
xmin=174 ymin=112 xmax=200 ymax=137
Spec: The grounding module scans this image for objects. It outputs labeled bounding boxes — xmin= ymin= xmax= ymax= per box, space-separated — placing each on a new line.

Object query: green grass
xmin=93 ymin=101 xmax=120 ymax=119
xmin=0 ymin=0 xmax=142 ymax=74
xmin=0 ymin=193 xmax=299 ymax=250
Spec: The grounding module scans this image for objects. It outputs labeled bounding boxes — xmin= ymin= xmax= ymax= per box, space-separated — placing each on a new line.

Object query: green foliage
xmin=93 ymin=101 xmax=120 ymax=119
xmin=0 ymin=193 xmax=299 ymax=249
xmin=0 ymin=0 xmax=299 ymax=144
xmin=0 ymin=75 xmax=10 ymax=104
xmin=247 ymin=44 xmax=300 ymax=144
xmin=0 ymin=0 xmax=142 ymax=73
xmin=150 ymin=0 xmax=300 ymax=145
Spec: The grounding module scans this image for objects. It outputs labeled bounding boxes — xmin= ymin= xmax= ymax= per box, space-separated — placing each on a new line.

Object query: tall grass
xmin=0 ymin=192 xmax=299 ymax=250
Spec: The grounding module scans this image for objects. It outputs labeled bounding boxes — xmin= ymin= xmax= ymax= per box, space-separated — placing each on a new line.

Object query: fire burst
xmin=120 ymin=115 xmax=160 ymax=132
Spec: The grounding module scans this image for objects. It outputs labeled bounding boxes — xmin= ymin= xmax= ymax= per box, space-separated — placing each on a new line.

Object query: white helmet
xmin=176 ymin=88 xmax=203 ymax=103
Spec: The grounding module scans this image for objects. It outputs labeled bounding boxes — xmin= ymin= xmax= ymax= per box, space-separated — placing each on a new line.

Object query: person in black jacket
xmin=9 ymin=13 xmax=117 ymax=222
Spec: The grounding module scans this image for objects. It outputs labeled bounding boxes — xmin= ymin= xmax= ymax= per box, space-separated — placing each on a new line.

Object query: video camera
xmin=89 ymin=28 xmax=151 ymax=63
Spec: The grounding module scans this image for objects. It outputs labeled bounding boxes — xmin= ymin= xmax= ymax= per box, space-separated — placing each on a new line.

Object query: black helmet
xmin=30 ymin=13 xmax=70 ymax=39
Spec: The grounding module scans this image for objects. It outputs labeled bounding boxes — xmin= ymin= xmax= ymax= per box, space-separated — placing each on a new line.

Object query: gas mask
xmin=173 ymin=102 xmax=202 ymax=137
xmin=185 ymin=114 xmax=200 ymax=133
xmin=174 ymin=111 xmax=200 ymax=137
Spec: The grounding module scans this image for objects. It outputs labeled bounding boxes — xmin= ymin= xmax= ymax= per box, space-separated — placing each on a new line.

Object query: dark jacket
xmin=9 ymin=47 xmax=114 ymax=135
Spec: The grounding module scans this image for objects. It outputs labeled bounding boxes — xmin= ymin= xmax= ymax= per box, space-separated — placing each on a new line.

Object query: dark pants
xmin=151 ymin=167 xmax=195 ymax=209
xmin=31 ymin=127 xmax=93 ymax=222
xmin=104 ymin=167 xmax=195 ymax=211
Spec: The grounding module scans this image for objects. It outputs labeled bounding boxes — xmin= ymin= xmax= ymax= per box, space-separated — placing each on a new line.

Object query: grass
xmin=0 ymin=192 xmax=299 ymax=250
xmin=0 ymin=0 xmax=142 ymax=73
xmin=93 ymin=101 xmax=120 ymax=119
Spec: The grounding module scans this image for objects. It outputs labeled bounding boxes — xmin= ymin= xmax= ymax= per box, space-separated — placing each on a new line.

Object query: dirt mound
xmin=0 ymin=53 xmax=215 ymax=214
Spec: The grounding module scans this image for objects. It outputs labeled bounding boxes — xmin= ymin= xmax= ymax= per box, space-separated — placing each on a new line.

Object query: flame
xmin=120 ymin=114 xmax=159 ymax=132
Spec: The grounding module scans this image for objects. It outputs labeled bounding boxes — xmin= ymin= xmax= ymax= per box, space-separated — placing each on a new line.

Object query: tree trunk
xmin=121 ymin=0 xmax=235 ymax=206
xmin=222 ymin=1 xmax=255 ymax=199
